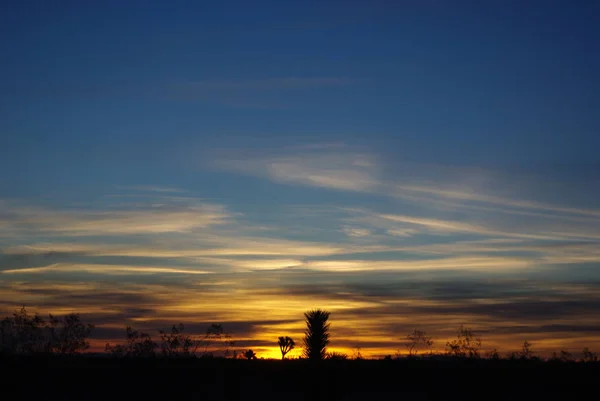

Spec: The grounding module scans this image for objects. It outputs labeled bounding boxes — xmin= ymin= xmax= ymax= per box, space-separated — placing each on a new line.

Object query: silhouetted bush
xmin=325 ymin=351 xmax=348 ymax=360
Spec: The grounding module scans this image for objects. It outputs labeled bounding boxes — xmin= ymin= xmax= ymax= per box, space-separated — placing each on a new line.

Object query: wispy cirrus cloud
xmin=3 ymin=143 xmax=600 ymax=357
xmin=212 ymin=148 xmax=378 ymax=192
xmin=373 ymin=212 xmax=600 ymax=242
xmin=1 ymin=263 xmax=213 ymax=275
xmin=0 ymin=199 xmax=232 ymax=236
xmin=341 ymin=226 xmax=372 ymax=237
xmin=3 ymin=178 xmax=600 ymax=281
xmin=208 ymin=145 xmax=600 ymax=244
xmin=300 ymin=256 xmax=533 ymax=272
xmin=208 ymin=144 xmax=600 ymax=222
xmin=391 ymin=184 xmax=600 ymax=219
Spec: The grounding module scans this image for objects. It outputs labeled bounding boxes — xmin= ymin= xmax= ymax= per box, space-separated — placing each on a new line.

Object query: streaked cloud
xmin=341 ymin=226 xmax=372 ymax=237
xmin=2 ymin=144 xmax=600 ymax=357
xmin=2 ymin=276 xmax=599 ymax=357
xmin=392 ymin=184 xmax=600 ymax=219
xmin=2 ymin=263 xmax=213 ymax=275
xmin=211 ymin=147 xmax=379 ymax=192
xmin=301 ymin=256 xmax=533 ymax=272
xmin=209 ymin=145 xmax=600 ymax=223
xmin=0 ymin=200 xmax=232 ymax=236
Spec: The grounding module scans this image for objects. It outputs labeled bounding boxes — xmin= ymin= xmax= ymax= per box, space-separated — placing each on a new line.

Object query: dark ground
xmin=1 ymin=356 xmax=598 ymax=401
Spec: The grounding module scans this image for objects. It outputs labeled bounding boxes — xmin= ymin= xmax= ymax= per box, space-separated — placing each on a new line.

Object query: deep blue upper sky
xmin=2 ymin=0 xmax=599 ymax=195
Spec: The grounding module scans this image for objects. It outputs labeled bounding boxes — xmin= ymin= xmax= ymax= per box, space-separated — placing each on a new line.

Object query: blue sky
xmin=1 ymin=1 xmax=600 ymax=357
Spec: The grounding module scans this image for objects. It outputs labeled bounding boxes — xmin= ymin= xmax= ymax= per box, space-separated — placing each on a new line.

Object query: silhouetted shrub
xmin=325 ymin=351 xmax=348 ymax=360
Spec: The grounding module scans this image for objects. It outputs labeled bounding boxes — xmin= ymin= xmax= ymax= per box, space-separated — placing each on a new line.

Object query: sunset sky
xmin=1 ymin=1 xmax=600 ymax=358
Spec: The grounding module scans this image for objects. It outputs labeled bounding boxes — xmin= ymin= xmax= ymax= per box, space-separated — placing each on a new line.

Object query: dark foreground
xmin=1 ymin=356 xmax=598 ymax=401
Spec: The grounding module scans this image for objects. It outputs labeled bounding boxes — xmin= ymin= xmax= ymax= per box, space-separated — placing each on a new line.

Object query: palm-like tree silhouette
xmin=302 ymin=309 xmax=330 ymax=361
xmin=278 ymin=336 xmax=295 ymax=359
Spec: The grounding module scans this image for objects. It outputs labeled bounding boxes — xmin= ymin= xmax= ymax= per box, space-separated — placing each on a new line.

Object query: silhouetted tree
xmin=0 ymin=307 xmax=93 ymax=355
xmin=582 ymin=347 xmax=598 ymax=362
xmin=405 ymin=329 xmax=433 ymax=356
xmin=0 ymin=307 xmax=46 ymax=354
xmin=302 ymin=309 xmax=330 ymax=361
xmin=278 ymin=336 xmax=295 ymax=359
xmin=244 ymin=349 xmax=257 ymax=360
xmin=159 ymin=323 xmax=197 ymax=357
xmin=445 ymin=325 xmax=482 ymax=358
xmin=105 ymin=326 xmax=157 ymax=357
xmin=46 ymin=312 xmax=94 ymax=354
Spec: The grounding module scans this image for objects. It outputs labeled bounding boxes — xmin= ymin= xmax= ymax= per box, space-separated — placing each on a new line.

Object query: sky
xmin=1 ymin=0 xmax=600 ymax=358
